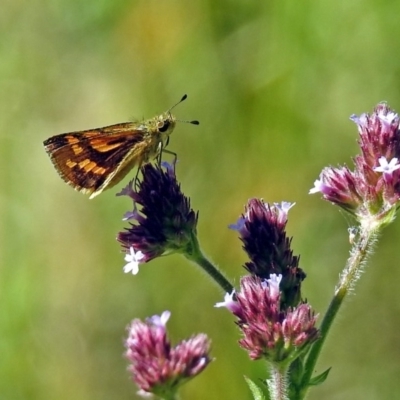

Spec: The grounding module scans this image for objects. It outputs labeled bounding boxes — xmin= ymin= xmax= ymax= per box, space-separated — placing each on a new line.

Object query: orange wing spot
xmin=83 ymin=161 xmax=97 ymax=172
xmin=66 ymin=135 xmax=80 ymax=144
xmin=72 ymin=144 xmax=84 ymax=155
xmin=93 ymin=166 xmax=107 ymax=175
xmin=78 ymin=159 xmax=91 ymax=168
xmin=66 ymin=159 xmax=77 ymax=168
xmin=90 ymin=140 xmax=124 ymax=152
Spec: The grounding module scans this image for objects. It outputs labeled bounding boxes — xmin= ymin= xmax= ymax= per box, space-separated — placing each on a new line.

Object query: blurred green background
xmin=2 ymin=0 xmax=400 ymax=399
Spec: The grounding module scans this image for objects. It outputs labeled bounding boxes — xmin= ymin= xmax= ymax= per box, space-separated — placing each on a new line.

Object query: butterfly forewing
xmin=44 ymin=122 xmax=148 ymax=197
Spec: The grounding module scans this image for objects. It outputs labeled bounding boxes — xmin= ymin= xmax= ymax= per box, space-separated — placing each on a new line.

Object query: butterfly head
xmin=156 ymin=112 xmax=177 ymax=136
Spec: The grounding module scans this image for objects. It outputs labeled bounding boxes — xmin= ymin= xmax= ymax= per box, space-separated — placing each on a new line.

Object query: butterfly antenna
xmin=168 ymin=94 xmax=200 ymax=125
xmin=177 ymin=119 xmax=200 ymax=125
xmin=168 ymin=94 xmax=188 ymax=113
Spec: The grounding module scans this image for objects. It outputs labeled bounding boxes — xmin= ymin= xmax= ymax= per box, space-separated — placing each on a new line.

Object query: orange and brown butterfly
xmin=43 ymin=95 xmax=199 ymax=199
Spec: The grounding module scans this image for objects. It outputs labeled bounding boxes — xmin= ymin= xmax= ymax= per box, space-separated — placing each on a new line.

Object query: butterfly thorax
xmin=132 ymin=112 xmax=175 ymax=167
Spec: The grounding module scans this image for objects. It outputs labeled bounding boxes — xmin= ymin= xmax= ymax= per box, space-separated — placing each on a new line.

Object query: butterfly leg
xmin=134 ymin=163 xmax=143 ymax=191
xmin=161 ymin=148 xmax=178 ymax=169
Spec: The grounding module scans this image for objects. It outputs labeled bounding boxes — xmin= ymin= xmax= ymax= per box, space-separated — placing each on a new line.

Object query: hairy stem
xmin=268 ymin=363 xmax=289 ymax=400
xmin=297 ymin=225 xmax=378 ymax=399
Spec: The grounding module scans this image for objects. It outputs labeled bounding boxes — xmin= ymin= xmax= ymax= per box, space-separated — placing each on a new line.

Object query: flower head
xmin=216 ymin=275 xmax=319 ymax=362
xmin=117 ymin=163 xmax=198 ymax=270
xmin=308 ymin=166 xmax=361 ymax=213
xmin=230 ymin=199 xmax=305 ymax=308
xmin=125 ymin=311 xmax=212 ymax=397
xmin=311 ymin=103 xmax=400 ymax=226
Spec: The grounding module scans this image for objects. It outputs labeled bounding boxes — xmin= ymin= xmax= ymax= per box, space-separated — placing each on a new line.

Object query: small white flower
xmin=309 ymin=179 xmax=323 ymax=194
xmin=377 ymin=110 xmax=398 ymax=125
xmin=267 ymin=273 xmax=282 ymax=286
xmin=215 ymin=291 xmax=235 ymax=308
xmin=274 ymin=201 xmax=295 ymax=213
xmin=373 ymin=156 xmax=400 ymax=174
xmin=350 ymin=113 xmax=368 ymax=132
xmin=266 ymin=273 xmax=282 ymax=298
xmin=148 ymin=311 xmax=171 ymax=327
xmin=123 ymin=247 xmax=145 ymax=274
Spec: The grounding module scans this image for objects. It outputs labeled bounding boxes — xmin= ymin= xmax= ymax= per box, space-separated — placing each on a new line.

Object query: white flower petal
xmin=123 ymin=248 xmax=145 ymax=275
xmin=215 ymin=291 xmax=236 ymax=309
xmin=309 ymin=179 xmax=322 ymax=194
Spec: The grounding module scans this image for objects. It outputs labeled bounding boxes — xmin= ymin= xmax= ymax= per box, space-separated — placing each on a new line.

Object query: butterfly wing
xmin=44 ymin=122 xmax=148 ymax=197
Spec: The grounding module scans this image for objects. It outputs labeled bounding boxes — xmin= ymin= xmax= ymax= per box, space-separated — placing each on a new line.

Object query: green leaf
xmin=308 ymin=367 xmax=331 ymax=386
xmin=244 ymin=376 xmax=268 ymax=400
xmin=289 ymin=357 xmax=304 ymax=387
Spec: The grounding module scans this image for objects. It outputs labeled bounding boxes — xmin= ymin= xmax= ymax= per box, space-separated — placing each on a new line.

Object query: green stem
xmin=161 ymin=392 xmax=179 ymax=400
xmin=297 ymin=226 xmax=378 ymax=399
xmin=184 ymin=233 xmax=234 ymax=293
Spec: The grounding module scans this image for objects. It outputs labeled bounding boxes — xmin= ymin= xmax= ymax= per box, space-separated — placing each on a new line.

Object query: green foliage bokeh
xmin=2 ymin=1 xmax=400 ymax=399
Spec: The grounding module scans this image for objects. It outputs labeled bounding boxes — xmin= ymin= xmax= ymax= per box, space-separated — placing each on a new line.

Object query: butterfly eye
xmin=158 ymin=120 xmax=170 ymax=133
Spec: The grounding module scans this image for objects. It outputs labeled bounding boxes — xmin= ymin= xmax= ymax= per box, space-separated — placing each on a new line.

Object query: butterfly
xmin=43 ymin=94 xmax=199 ymax=198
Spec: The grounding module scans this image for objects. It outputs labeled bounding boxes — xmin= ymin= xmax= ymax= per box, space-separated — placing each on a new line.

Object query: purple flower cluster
xmin=125 ymin=311 xmax=212 ymax=396
xmin=118 ymin=163 xmax=198 ymax=274
xmin=219 ymin=199 xmax=318 ymax=362
xmin=310 ymin=103 xmax=400 ymax=224
xmin=231 ymin=199 xmax=305 ymax=309
xmin=216 ymin=275 xmax=318 ymax=361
